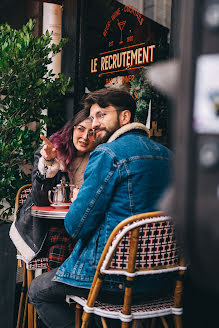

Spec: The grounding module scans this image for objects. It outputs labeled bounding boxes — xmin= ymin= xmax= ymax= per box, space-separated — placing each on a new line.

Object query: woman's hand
xmin=71 ymin=186 xmax=80 ymax=202
xmin=40 ymin=135 xmax=57 ymax=161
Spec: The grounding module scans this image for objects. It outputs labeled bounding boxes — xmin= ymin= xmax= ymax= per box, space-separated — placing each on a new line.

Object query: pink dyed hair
xmin=49 ymin=109 xmax=90 ymax=173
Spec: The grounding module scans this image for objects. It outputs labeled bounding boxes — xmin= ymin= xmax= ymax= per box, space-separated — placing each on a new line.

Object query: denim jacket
xmin=54 ymin=123 xmax=173 ymax=292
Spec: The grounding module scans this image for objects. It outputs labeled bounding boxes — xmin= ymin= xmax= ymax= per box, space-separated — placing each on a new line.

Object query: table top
xmin=31 ymin=205 xmax=69 ymax=219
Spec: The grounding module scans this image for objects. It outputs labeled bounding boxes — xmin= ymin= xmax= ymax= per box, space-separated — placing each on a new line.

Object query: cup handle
xmin=48 ymin=190 xmax=53 ymax=204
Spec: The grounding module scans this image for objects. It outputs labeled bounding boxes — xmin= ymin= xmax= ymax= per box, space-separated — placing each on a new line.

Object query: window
xmin=83 ymin=0 xmax=172 ymax=146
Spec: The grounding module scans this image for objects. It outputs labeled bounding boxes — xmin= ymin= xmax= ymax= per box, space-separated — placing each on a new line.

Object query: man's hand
xmin=40 ymin=135 xmax=57 ymax=161
xmin=71 ymin=186 xmax=80 ymax=202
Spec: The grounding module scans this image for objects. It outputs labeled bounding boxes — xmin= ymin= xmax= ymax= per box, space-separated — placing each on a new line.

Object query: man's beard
xmin=95 ymin=121 xmax=120 ymax=145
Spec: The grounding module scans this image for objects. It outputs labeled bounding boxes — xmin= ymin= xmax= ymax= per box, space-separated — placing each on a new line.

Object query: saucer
xmin=50 ymin=203 xmax=71 ymax=209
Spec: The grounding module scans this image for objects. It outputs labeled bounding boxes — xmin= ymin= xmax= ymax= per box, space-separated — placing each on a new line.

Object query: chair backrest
xmin=99 ymin=211 xmax=184 ymax=278
xmin=84 ymin=211 xmax=186 ymax=319
xmin=14 ymin=184 xmax=50 ymax=270
xmin=15 ymin=184 xmax=32 ymax=216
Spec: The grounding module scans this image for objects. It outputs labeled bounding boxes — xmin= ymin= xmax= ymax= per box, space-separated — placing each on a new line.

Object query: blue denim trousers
xmin=28 ymin=268 xmax=89 ymax=328
xmin=28 ymin=268 xmax=122 ymax=328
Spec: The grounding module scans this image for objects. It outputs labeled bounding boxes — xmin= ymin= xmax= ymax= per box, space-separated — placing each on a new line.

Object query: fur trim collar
xmin=38 ymin=157 xmax=60 ymax=178
xmin=107 ymin=123 xmax=150 ymax=143
xmin=9 ymin=221 xmax=36 ymax=262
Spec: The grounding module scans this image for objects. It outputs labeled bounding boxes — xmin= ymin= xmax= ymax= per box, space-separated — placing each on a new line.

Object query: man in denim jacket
xmin=29 ymin=88 xmax=173 ymax=328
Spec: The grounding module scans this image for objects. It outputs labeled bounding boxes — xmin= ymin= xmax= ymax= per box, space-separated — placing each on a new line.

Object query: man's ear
xmin=119 ymin=110 xmax=131 ymax=126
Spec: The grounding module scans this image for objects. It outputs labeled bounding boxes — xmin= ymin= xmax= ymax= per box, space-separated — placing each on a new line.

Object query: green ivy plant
xmin=130 ymin=69 xmax=152 ymax=124
xmin=130 ymin=68 xmax=169 ymax=147
xmin=0 ymin=19 xmax=71 ymax=220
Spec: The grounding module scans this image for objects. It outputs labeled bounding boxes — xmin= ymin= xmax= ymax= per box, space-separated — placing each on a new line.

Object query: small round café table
xmin=31 ymin=205 xmax=70 ymax=219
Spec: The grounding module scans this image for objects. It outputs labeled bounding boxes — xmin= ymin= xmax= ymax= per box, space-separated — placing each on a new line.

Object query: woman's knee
xmin=28 ymin=274 xmax=42 ymax=303
xmin=28 ymin=269 xmax=58 ymax=303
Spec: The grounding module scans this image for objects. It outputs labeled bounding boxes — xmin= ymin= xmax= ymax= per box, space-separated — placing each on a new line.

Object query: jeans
xmin=28 ymin=269 xmax=86 ymax=328
xmin=28 ymin=268 xmax=121 ymax=328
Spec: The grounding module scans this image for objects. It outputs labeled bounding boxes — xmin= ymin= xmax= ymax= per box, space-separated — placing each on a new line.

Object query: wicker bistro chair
xmin=66 ymin=211 xmax=186 ymax=328
xmin=15 ymin=184 xmax=49 ymax=328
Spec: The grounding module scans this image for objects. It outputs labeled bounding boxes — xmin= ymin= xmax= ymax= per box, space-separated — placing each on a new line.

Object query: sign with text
xmin=91 ymin=44 xmax=156 ymax=75
xmin=85 ymin=2 xmax=168 ymax=86
xmin=84 ymin=0 xmax=170 ymax=146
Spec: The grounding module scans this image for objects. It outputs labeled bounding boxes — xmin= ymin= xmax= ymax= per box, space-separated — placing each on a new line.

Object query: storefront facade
xmin=81 ymin=1 xmax=173 ymax=146
xmin=1 ymin=0 xmax=177 ymax=146
xmin=67 ymin=0 xmax=175 ymax=147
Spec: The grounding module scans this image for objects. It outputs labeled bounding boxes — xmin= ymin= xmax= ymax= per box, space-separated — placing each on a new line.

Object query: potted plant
xmin=0 ymin=19 xmax=70 ymax=327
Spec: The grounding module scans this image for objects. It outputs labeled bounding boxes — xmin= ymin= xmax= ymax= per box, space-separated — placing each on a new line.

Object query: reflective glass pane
xmin=84 ymin=0 xmax=172 ymax=146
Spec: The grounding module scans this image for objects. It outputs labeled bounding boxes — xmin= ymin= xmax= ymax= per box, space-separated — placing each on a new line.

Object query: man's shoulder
xmin=89 ymin=143 xmax=118 ymax=162
xmin=92 ymin=131 xmax=172 ymax=160
xmin=91 ymin=143 xmax=118 ymax=159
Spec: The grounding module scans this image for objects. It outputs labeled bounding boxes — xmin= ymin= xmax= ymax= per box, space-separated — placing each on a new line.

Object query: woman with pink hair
xmin=10 ymin=109 xmax=96 ymax=270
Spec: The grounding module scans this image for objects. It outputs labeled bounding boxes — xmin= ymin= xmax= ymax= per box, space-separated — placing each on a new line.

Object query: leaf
xmin=36 ymin=78 xmax=43 ymax=86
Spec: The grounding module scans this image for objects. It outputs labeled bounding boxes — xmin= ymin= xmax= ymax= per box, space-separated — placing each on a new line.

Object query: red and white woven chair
xmin=15 ymin=184 xmax=49 ymax=328
xmin=66 ymin=211 xmax=186 ymax=328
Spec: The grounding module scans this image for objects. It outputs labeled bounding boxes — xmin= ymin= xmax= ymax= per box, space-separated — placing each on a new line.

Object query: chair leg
xmin=174 ymin=315 xmax=182 ymax=328
xmin=101 ymin=317 xmax=108 ymax=328
xmin=34 ymin=308 xmax=37 ymax=328
xmin=121 ymin=321 xmax=130 ymax=328
xmin=131 ymin=319 xmax=138 ymax=328
xmin=81 ymin=312 xmax=92 ymax=328
xmin=22 ymin=293 xmax=28 ymax=328
xmin=75 ymin=304 xmax=82 ymax=328
xmin=139 ymin=321 xmax=145 ymax=328
xmin=16 ymin=264 xmax=27 ymax=328
xmin=27 ymin=269 xmax=34 ymax=328
xmin=160 ymin=316 xmax=169 ymax=328
xmin=151 ymin=318 xmax=156 ymax=328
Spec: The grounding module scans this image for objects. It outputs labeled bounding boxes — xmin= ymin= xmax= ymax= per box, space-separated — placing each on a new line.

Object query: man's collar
xmin=107 ymin=123 xmax=150 ymax=143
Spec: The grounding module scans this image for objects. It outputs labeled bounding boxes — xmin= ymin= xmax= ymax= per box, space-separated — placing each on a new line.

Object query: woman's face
xmin=73 ymin=119 xmax=95 ymax=155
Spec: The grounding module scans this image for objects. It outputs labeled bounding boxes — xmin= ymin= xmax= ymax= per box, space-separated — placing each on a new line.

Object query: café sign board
xmin=86 ymin=4 xmax=168 ymax=86
xmin=84 ymin=1 xmax=169 ymax=145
